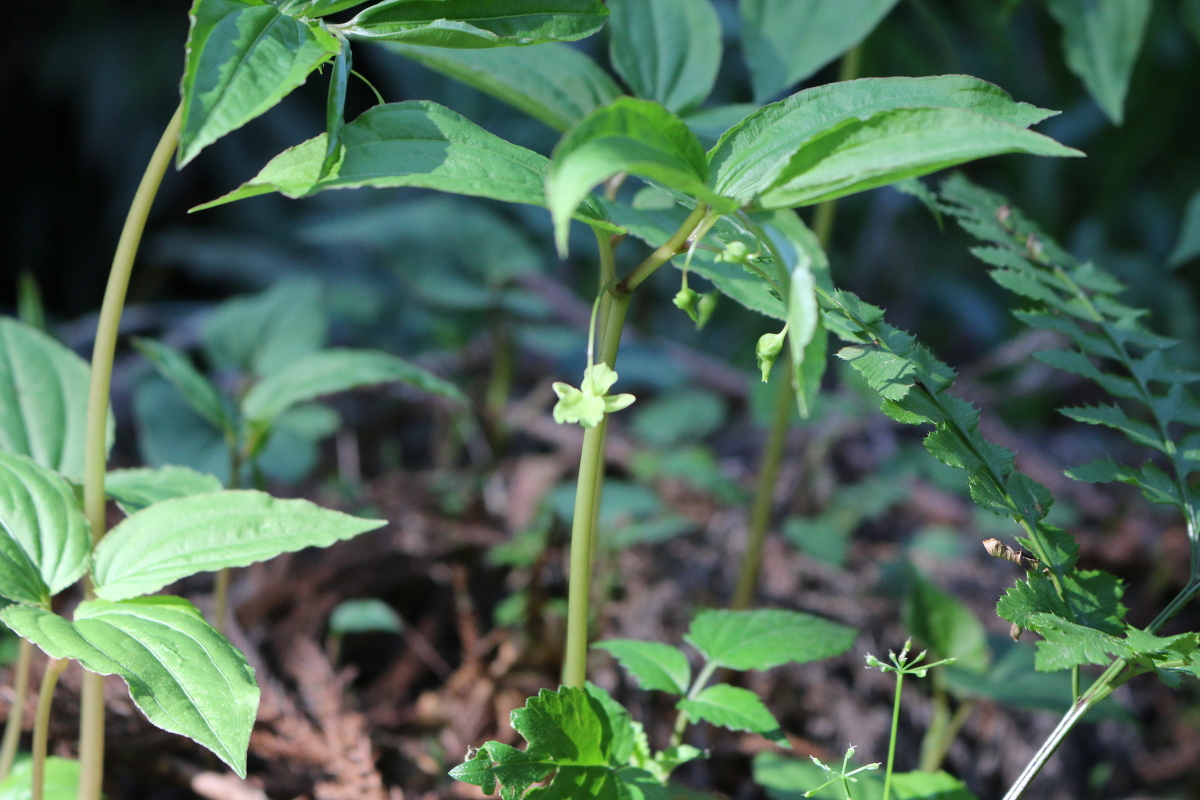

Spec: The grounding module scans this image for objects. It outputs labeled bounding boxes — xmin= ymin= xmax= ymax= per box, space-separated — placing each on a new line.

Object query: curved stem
xmin=33 ymin=658 xmax=69 ymax=800
xmin=0 ymin=639 xmax=34 ymax=780
xmin=79 ymin=104 xmax=182 ymax=800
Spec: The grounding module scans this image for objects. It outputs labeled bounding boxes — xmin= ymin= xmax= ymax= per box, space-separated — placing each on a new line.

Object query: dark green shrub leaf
xmin=179 ymin=0 xmax=340 ymax=165
xmin=677 ymin=684 xmax=787 ymax=745
xmin=684 ymin=608 xmax=855 ymax=671
xmin=202 ymin=277 xmax=327 ymax=378
xmin=91 ymin=490 xmax=384 ymax=601
xmin=546 ymin=98 xmax=730 ymax=254
xmin=756 ymin=107 xmax=1082 ymax=210
xmin=903 ymin=568 xmax=990 ymax=674
xmin=386 ymin=42 xmax=621 ymax=132
xmin=1046 ymin=0 xmax=1150 ymax=124
xmin=709 ymin=76 xmax=1060 ymax=205
xmin=105 ymin=466 xmax=223 ymax=514
xmin=132 ymin=338 xmax=230 ymax=431
xmin=608 ymin=0 xmax=721 ymax=114
xmin=1 ymin=597 xmax=259 ymax=776
xmin=341 ymin=0 xmax=609 ymax=47
xmin=740 ymin=0 xmax=900 ymax=101
xmin=0 ymin=452 xmax=91 ymax=606
xmin=0 ymin=317 xmax=112 ymax=482
xmin=593 ymin=639 xmax=691 ymax=695
xmin=241 ymin=348 xmax=464 ymax=425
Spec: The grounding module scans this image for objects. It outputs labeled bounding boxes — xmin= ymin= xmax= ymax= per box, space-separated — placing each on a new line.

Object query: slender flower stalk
xmin=78 ymin=104 xmax=182 ymax=800
xmin=0 ymin=639 xmax=34 ymax=780
xmin=32 ymin=659 xmax=69 ymax=800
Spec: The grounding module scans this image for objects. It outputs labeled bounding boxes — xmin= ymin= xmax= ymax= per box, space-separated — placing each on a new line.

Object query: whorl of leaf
xmin=937 ymin=173 xmax=1200 ymax=544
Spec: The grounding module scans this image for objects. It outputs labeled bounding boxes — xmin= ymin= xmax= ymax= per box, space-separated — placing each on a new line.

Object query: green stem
xmin=0 ymin=639 xmax=33 ymax=780
xmin=669 ymin=659 xmax=719 ymax=748
xmin=731 ymin=358 xmax=792 ymax=610
xmin=883 ymin=671 xmax=903 ymax=800
xmin=918 ymin=680 xmax=974 ymax=773
xmin=79 ymin=104 xmax=182 ymax=800
xmin=619 ymin=205 xmax=708 ymax=292
xmin=32 ymin=659 xmax=68 ymax=800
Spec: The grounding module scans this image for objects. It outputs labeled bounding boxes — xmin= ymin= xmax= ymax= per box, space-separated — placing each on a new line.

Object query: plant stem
xmin=0 ymin=639 xmax=33 ymax=780
xmin=79 ymin=103 xmax=182 ymax=800
xmin=669 ymin=659 xmax=719 ymax=748
xmin=32 ymin=658 xmax=68 ymax=800
xmin=731 ymin=360 xmax=792 ymax=610
xmin=883 ymin=671 xmax=903 ymax=800
xmin=918 ymin=684 xmax=974 ymax=773
xmin=562 ymin=214 xmax=707 ymax=689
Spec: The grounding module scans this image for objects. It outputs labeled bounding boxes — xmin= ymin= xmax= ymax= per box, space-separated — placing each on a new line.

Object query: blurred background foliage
xmin=3 ymin=0 xmax=1200 ymax=460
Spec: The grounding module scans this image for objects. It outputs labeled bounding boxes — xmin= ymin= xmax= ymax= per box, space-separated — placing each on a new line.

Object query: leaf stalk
xmin=32 ymin=658 xmax=68 ymax=800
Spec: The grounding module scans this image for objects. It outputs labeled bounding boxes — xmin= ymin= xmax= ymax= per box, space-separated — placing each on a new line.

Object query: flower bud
xmin=756 ymin=330 xmax=786 ymax=383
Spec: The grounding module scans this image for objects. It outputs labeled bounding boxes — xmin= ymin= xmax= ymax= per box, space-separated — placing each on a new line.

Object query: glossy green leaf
xmin=1 ymin=597 xmax=259 ymax=776
xmin=321 ymin=37 xmax=352 ymax=180
xmin=341 ymin=0 xmax=609 ymax=47
xmin=276 ymin=0 xmax=369 ymax=16
xmin=179 ymin=0 xmax=340 ymax=165
xmin=677 ymin=684 xmax=786 ymax=745
xmin=202 ymin=277 xmax=327 ymax=377
xmin=903 ymin=568 xmax=990 ymax=675
xmin=684 ymin=608 xmax=855 ymax=671
xmin=132 ymin=338 xmax=229 ymax=431
xmin=449 ymin=685 xmax=656 ymax=800
xmin=608 ymin=0 xmax=721 ymax=114
xmin=105 ymin=466 xmax=223 ymax=514
xmin=740 ymin=0 xmax=900 ymax=101
xmin=757 ymin=106 xmax=1082 ymax=209
xmin=328 ymin=598 xmax=402 ymax=635
xmin=91 ymin=489 xmax=383 ymax=601
xmin=0 ymin=317 xmax=112 ymax=482
xmin=593 ymin=639 xmax=691 ymax=695
xmin=684 ymin=104 xmax=759 ymax=147
xmin=0 ymin=452 xmax=90 ymax=606
xmin=547 ymin=97 xmax=728 ymax=254
xmin=708 ymin=75 xmax=1061 ymax=204
xmin=0 ymin=756 xmax=80 ymax=800
xmin=1047 ymin=0 xmax=1150 ymax=125
xmin=241 ymin=348 xmax=464 ymax=424
xmin=1169 ymin=190 xmax=1200 ymax=268
xmin=194 ymin=101 xmax=621 ymax=235
xmin=386 ymin=42 xmax=621 ymax=131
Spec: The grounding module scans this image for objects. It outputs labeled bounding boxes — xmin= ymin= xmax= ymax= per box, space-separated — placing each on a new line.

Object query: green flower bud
xmin=673 ymin=286 xmax=701 ymax=322
xmin=695 ymin=291 xmax=719 ymax=330
xmin=756 ymin=330 xmax=786 ymax=383
xmin=715 ymin=240 xmax=750 ymax=264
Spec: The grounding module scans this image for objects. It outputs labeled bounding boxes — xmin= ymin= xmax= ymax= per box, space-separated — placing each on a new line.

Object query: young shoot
xmin=865 ymin=640 xmax=957 ymax=800
xmin=804 ymin=746 xmax=880 ymax=800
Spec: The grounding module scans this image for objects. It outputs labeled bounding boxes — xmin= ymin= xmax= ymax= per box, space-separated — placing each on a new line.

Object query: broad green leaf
xmin=709 ymin=76 xmax=1061 ymax=204
xmin=194 ymin=101 xmax=622 ymax=235
xmin=547 ymin=98 xmax=730 ymax=254
xmin=0 ymin=756 xmax=79 ymax=800
xmin=903 ymin=568 xmax=990 ymax=675
xmin=683 ymin=104 xmax=759 ymax=147
xmin=91 ymin=489 xmax=384 ymax=601
xmin=321 ymin=37 xmax=352 ymax=180
xmin=677 ymin=684 xmax=786 ymax=745
xmin=341 ymin=0 xmax=610 ymax=47
xmin=740 ymin=0 xmax=901 ymax=102
xmin=450 ymin=685 xmax=644 ymax=800
xmin=133 ymin=378 xmax=231 ymax=485
xmin=0 ymin=452 xmax=91 ymax=606
xmin=241 ymin=348 xmax=464 ymax=424
xmin=328 ymin=598 xmax=402 ymax=635
xmin=1169 ymin=190 xmax=1200 ymax=268
xmin=179 ymin=0 xmax=340 ymax=165
xmin=385 ymin=42 xmax=621 ymax=132
xmin=0 ymin=318 xmax=112 ymax=482
xmin=202 ymin=277 xmax=327 ymax=377
xmin=608 ymin=0 xmax=721 ymax=114
xmin=132 ymin=338 xmax=229 ymax=431
xmin=1 ymin=597 xmax=259 ymax=776
xmin=593 ymin=639 xmax=691 ymax=695
xmin=601 ymin=200 xmax=784 ymax=318
xmin=277 ymin=0 xmax=369 ymax=16
xmin=757 ymin=107 xmax=1082 ymax=210
xmin=105 ymin=466 xmax=223 ymax=515
xmin=684 ymin=608 xmax=855 ymax=671
xmin=1047 ymin=0 xmax=1150 ymax=125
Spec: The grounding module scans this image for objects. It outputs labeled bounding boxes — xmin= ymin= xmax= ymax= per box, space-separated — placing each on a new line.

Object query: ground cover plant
xmin=3 ymin=1 xmax=1200 ymax=799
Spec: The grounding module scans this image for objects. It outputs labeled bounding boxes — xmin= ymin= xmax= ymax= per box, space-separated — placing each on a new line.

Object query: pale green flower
xmin=552 ymin=363 xmax=635 ymax=428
